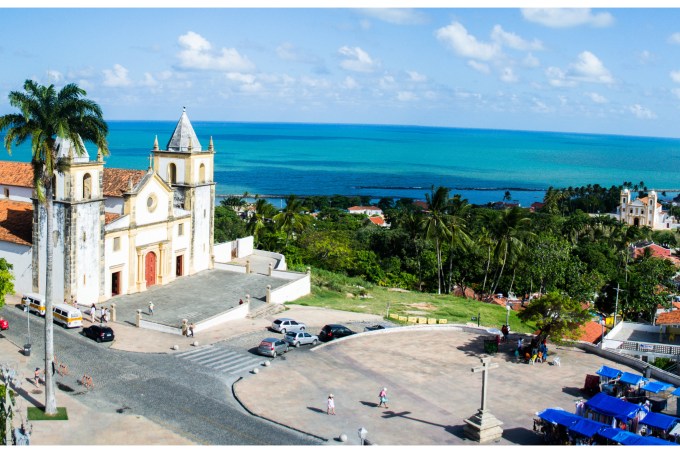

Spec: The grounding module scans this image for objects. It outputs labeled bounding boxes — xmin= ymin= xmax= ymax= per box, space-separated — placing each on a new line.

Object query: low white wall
xmin=253 ymin=249 xmax=286 ymax=270
xmin=237 ymin=236 xmax=254 ymax=258
xmin=213 ymin=262 xmax=246 ymax=273
xmin=139 ymin=319 xmax=182 ymax=335
xmin=195 ymin=301 xmax=250 ymax=331
xmin=213 ymin=242 xmax=231 ymax=262
xmin=269 ymin=274 xmax=310 ymax=304
xmin=271 ymin=269 xmax=306 ymax=281
xmin=0 ymin=242 xmax=32 ymax=296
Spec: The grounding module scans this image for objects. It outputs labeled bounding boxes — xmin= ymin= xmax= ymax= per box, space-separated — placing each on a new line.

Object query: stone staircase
xmin=247 ymin=302 xmax=286 ymax=319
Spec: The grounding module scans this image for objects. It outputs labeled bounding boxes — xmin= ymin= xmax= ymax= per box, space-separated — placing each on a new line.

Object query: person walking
xmin=327 ymin=394 xmax=335 ymax=415
xmin=181 ymin=322 xmax=188 ymax=337
xmin=378 ymin=387 xmax=389 ymax=409
xmin=90 ymin=303 xmax=96 ymax=323
xmin=188 ymin=323 xmax=195 ymax=337
xmin=100 ymin=306 xmax=106 ymax=323
xmin=33 ymin=368 xmax=42 ymax=387
xmin=148 ymin=301 xmax=154 ymax=316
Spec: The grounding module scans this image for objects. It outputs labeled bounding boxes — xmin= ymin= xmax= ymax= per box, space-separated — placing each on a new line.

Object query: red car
xmin=0 ymin=318 xmax=8 ymax=330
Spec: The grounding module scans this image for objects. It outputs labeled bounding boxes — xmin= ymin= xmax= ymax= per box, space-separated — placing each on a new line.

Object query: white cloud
xmin=500 ymin=67 xmax=518 ymax=83
xmin=521 ymin=8 xmax=614 ymax=28
xmin=637 ymin=50 xmax=655 ymax=65
xmin=300 ymin=76 xmax=331 ymax=89
xmin=46 ymin=70 xmax=63 ymax=83
xmin=140 ymin=73 xmax=158 ymax=87
xmin=397 ymin=91 xmax=418 ymax=101
xmin=338 ymin=46 xmax=379 ymax=73
xmin=568 ymin=51 xmax=613 ymax=84
xmin=672 ymin=88 xmax=680 ymax=99
xmin=587 ymin=92 xmax=608 ymax=104
xmin=531 ymin=97 xmax=552 ymax=113
xmin=358 ymin=8 xmax=427 ymax=25
xmin=669 ymin=33 xmax=680 ymax=45
xmin=629 ymin=104 xmax=656 ymax=119
xmin=102 ymin=64 xmax=132 ymax=87
xmin=343 ymin=76 xmax=359 ymax=89
xmin=379 ymin=75 xmax=396 ymax=89
xmin=468 ymin=60 xmax=490 ymax=74
xmin=546 ymin=66 xmax=575 ymax=87
xmin=670 ymin=70 xmax=680 ymax=83
xmin=523 ymin=53 xmax=540 ymax=68
xmin=226 ymin=72 xmax=256 ymax=84
xmin=177 ymin=31 xmax=254 ymax=72
xmin=407 ymin=71 xmax=427 ymax=82
xmin=491 ymin=25 xmax=543 ymax=51
xmin=435 ymin=21 xmax=500 ymax=62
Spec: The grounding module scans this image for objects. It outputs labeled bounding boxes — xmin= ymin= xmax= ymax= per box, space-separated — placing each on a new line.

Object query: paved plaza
xmin=107 ymin=269 xmax=290 ymax=327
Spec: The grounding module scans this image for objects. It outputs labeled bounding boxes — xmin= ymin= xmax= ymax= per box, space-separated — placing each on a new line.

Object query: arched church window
xmin=83 ymin=173 xmax=92 ymax=199
xmin=199 ymin=164 xmax=206 ymax=184
xmin=168 ymin=163 xmax=177 ymax=185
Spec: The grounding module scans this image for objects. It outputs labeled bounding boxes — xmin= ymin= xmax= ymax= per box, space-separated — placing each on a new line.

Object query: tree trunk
xmin=482 ymin=244 xmax=491 ymax=292
xmin=44 ymin=186 xmax=57 ymax=415
xmin=435 ymin=237 xmax=442 ymax=295
xmin=491 ymin=243 xmax=508 ymax=295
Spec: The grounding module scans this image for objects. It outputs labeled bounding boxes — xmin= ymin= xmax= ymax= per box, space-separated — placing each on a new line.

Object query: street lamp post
xmin=506 ymin=304 xmax=512 ymax=331
xmin=358 ymin=427 xmax=367 ymax=446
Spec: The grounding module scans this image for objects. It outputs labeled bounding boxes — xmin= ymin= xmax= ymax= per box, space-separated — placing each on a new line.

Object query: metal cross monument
xmin=471 ymin=356 xmax=498 ymax=413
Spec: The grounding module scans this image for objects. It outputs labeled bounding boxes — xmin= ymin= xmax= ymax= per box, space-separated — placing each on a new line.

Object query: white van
xmin=52 ymin=304 xmax=83 ymax=328
xmin=21 ymin=293 xmax=46 ymax=316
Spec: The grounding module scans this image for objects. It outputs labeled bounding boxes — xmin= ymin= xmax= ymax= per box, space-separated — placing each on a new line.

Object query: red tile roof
xmin=578 ymin=320 xmax=606 ymax=344
xmin=656 ymin=310 xmax=680 ymax=325
xmin=102 ymin=168 xmax=146 ymax=197
xmin=348 ymin=206 xmax=381 ymax=211
xmin=0 ymin=161 xmax=146 ymax=198
xmin=104 ymin=212 xmax=121 ymax=225
xmin=0 ymin=199 xmax=33 ymax=246
xmin=369 ymin=216 xmax=385 ymax=226
xmin=0 ymin=162 xmax=33 ymax=188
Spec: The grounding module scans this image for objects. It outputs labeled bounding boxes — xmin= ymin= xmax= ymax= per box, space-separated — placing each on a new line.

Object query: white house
xmin=0 ymin=108 xmax=215 ymax=303
xmin=348 ymin=205 xmax=383 ymax=216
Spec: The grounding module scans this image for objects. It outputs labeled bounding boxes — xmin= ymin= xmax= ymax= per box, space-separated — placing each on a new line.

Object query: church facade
xmin=0 ymin=109 xmax=215 ymax=304
xmin=617 ymin=188 xmax=677 ymax=230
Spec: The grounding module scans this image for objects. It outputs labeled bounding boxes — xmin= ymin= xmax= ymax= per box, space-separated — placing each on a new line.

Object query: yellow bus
xmin=21 ymin=293 xmax=46 ymax=316
xmin=52 ymin=303 xmax=83 ymax=328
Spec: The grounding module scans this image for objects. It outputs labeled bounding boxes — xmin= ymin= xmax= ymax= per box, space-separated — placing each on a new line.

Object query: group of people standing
xmin=326 ymin=386 xmax=390 ymax=415
xmin=515 ymin=336 xmax=550 ymax=363
xmin=89 ymin=304 xmax=109 ymax=323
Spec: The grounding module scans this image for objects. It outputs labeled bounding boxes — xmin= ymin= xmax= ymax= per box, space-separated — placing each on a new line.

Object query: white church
xmin=0 ymin=109 xmax=215 ymax=304
xmin=617 ymin=188 xmax=678 ymax=230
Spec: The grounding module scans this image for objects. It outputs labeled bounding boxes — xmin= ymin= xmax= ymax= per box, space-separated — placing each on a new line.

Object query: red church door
xmin=145 ymin=252 xmax=157 ymax=287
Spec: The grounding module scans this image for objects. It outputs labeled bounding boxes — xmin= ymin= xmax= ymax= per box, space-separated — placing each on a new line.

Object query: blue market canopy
xmin=570 ymin=418 xmax=608 ymax=437
xmin=618 ymin=372 xmax=647 ymax=386
xmin=598 ymin=427 xmax=677 ymax=445
xmin=585 ymin=392 xmax=644 ymax=420
xmin=640 ymin=412 xmax=680 ymax=431
xmin=672 ymin=388 xmax=680 ymax=397
xmin=596 ymin=365 xmax=622 ymax=379
xmin=536 ymin=408 xmax=581 ymax=428
xmin=642 ymin=381 xmax=674 ymax=394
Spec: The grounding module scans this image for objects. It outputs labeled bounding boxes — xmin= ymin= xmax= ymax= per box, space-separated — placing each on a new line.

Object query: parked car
xmin=364 ymin=324 xmax=386 ymax=332
xmin=270 ymin=318 xmax=306 ymax=334
xmin=82 ymin=325 xmax=115 ymax=343
xmin=0 ymin=317 xmax=8 ymax=330
xmin=258 ymin=337 xmax=289 ymax=357
xmin=284 ymin=330 xmax=319 ymax=347
xmin=319 ymin=324 xmax=355 ymax=342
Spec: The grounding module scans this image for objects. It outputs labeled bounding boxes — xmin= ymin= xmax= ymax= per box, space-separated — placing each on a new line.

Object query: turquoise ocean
xmin=3 ymin=122 xmax=680 ymax=206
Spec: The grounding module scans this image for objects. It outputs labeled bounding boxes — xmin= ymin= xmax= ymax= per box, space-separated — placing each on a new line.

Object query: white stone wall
xmin=0 ymin=241 xmax=32 ymax=295
xmin=104 ymin=197 xmax=124 ymax=215
xmin=134 ymin=179 xmax=172 ymax=227
xmin=36 ymin=204 xmax=66 ymax=303
xmin=171 ymin=217 xmax=191 ymax=276
xmin=191 ymin=185 xmax=212 ymax=272
xmin=104 ymin=232 xmax=129 ymax=299
xmin=73 ymin=203 xmax=102 ymax=304
xmin=0 ymin=185 xmax=32 ymax=202
xmin=157 ymin=158 xmax=187 ymax=184
xmin=268 ymin=273 xmax=311 ymax=304
xmin=192 ymin=156 xmax=213 ymax=183
xmin=135 ymin=225 xmax=169 ymax=247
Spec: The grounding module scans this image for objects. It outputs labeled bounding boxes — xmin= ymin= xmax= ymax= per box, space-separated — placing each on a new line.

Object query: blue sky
xmin=3 ymin=7 xmax=680 ymax=138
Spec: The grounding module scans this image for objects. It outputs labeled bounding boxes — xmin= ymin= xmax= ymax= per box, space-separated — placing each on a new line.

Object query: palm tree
xmin=421 ymin=186 xmax=452 ymax=294
xmin=247 ymin=198 xmax=277 ymax=246
xmin=489 ymin=207 xmax=533 ymax=295
xmin=0 ymin=80 xmax=108 ymax=415
xmin=273 ymin=195 xmax=311 ymax=247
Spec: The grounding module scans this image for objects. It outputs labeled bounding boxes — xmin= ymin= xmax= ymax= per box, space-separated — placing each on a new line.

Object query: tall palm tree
xmin=489 ymin=207 xmax=533 ymax=295
xmin=273 ymin=195 xmax=311 ymax=247
xmin=421 ymin=186 xmax=452 ymax=294
xmin=247 ymin=198 xmax=277 ymax=246
xmin=0 ymin=80 xmax=108 ymax=415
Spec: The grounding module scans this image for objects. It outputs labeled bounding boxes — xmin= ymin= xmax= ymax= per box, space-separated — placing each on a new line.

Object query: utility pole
xmin=613 ymin=283 xmax=624 ymax=326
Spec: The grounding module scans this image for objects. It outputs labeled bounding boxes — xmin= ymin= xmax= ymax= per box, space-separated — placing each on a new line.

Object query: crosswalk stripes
xmin=174 ymin=345 xmax=265 ymax=375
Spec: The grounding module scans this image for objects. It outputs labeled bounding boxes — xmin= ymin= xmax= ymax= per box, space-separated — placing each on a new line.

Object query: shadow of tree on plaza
xmin=455 ymin=335 xmax=520 ymax=363
xmin=502 ymin=427 xmax=542 ymax=445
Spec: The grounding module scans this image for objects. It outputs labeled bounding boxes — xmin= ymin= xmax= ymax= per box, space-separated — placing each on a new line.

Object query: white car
xmin=271 ymin=318 xmax=306 ymax=334
xmin=284 ymin=330 xmax=319 ymax=347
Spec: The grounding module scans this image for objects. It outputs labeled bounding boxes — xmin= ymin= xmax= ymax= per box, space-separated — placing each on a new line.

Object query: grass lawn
xmin=295 ymin=285 xmax=537 ymax=334
xmin=27 ymin=406 xmax=68 ymax=421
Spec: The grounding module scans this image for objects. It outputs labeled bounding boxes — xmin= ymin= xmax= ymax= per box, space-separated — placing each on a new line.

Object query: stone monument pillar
xmin=463 ymin=356 xmax=504 ymax=443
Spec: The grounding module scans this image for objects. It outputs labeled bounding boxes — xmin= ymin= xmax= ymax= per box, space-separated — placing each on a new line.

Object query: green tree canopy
xmin=517 ymin=292 xmax=592 ymax=343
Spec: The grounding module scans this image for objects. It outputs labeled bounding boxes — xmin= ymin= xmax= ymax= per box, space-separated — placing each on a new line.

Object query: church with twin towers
xmin=0 ymin=108 xmax=216 ymax=304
